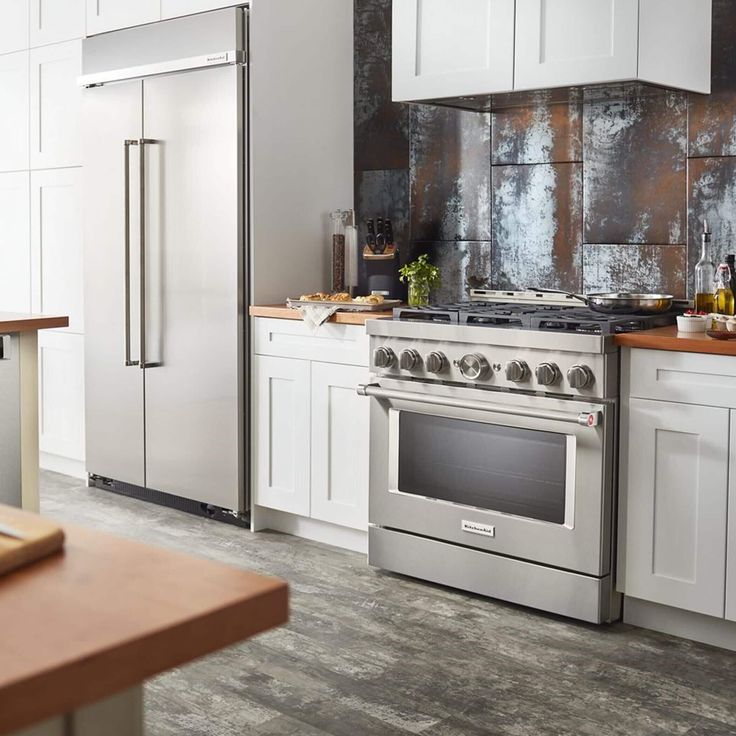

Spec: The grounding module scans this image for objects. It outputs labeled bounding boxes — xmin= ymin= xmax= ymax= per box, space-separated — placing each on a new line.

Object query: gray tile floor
xmin=41 ymin=471 xmax=736 ymax=736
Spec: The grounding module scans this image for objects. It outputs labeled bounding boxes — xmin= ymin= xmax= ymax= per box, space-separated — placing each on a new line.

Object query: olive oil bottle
xmin=714 ymin=263 xmax=735 ymax=315
xmin=694 ymin=220 xmax=716 ymax=312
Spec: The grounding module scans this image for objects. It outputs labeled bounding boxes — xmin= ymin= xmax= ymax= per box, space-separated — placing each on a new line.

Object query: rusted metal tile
xmin=582 ymin=244 xmax=687 ymax=298
xmin=583 ymin=91 xmax=687 ymax=245
xmin=354 ymin=0 xmax=409 ymax=171
xmin=413 ymin=242 xmax=493 ymax=303
xmin=492 ymin=95 xmax=582 ymax=165
xmin=689 ymin=0 xmax=736 ymax=158
xmin=687 ymin=156 xmax=736 ymax=298
xmin=410 ymin=105 xmax=491 ymax=242
xmin=491 ymin=162 xmax=583 ymax=292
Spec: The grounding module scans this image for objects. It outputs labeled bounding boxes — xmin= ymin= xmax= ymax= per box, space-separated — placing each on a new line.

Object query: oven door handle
xmin=357 ymin=384 xmax=601 ymax=428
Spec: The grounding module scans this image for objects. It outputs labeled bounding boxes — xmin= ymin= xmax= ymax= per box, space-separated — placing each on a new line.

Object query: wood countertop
xmin=0 ymin=313 xmax=69 ymax=333
xmin=0 ymin=518 xmax=288 ymax=735
xmin=615 ymin=325 xmax=736 ymax=356
xmin=250 ymin=304 xmax=393 ymax=325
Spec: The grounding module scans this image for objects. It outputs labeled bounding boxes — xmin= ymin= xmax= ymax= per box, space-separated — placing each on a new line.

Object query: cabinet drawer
xmin=627 ymin=348 xmax=736 ymax=408
xmin=254 ymin=318 xmax=369 ymax=367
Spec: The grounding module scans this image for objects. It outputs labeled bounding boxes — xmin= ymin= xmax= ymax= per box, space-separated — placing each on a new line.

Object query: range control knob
xmin=456 ymin=353 xmax=490 ymax=381
xmin=567 ymin=364 xmax=595 ymax=390
xmin=425 ymin=351 xmax=447 ymax=374
xmin=373 ymin=346 xmax=395 ymax=369
xmin=535 ymin=362 xmax=561 ymax=386
xmin=505 ymin=359 xmax=530 ymax=383
xmin=399 ymin=349 xmax=421 ymax=371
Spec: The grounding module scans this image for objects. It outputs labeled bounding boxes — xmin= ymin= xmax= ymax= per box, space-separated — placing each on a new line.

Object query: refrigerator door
xmin=83 ymin=80 xmax=146 ymax=487
xmin=142 ymin=65 xmax=244 ymax=511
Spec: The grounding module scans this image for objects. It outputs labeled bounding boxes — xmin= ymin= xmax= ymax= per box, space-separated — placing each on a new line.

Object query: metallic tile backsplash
xmin=354 ymin=0 xmax=736 ymax=301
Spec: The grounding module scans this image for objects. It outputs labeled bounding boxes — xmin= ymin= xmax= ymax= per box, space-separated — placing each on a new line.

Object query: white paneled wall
xmin=0 ymin=0 xmax=244 ymax=479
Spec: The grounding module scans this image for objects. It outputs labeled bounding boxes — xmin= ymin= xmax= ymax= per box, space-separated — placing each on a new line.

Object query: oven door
xmin=364 ymin=379 xmax=614 ymax=577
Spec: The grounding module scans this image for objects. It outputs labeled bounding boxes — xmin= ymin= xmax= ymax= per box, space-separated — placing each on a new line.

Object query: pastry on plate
xmin=299 ymin=292 xmax=330 ymax=302
xmin=327 ymin=292 xmax=353 ymax=302
xmin=353 ymin=294 xmax=384 ymax=305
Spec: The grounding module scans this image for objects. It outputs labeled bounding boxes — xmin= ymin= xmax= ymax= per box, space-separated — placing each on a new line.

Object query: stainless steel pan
xmin=532 ymin=289 xmax=674 ymax=315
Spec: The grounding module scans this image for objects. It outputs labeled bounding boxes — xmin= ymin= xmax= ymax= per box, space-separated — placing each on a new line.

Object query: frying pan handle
xmin=525 ymin=287 xmax=588 ymax=304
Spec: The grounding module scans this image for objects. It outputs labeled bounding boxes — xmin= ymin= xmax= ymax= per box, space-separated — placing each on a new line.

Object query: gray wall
xmin=354 ymin=0 xmax=736 ymax=303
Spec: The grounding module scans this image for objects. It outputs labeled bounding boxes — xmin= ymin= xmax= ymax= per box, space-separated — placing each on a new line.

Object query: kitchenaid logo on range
xmin=461 ymin=520 xmax=495 ymax=538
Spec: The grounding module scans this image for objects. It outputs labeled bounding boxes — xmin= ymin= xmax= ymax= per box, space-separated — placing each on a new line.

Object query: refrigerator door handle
xmin=138 ymin=138 xmax=162 ymax=370
xmin=124 ymin=139 xmax=139 ymax=367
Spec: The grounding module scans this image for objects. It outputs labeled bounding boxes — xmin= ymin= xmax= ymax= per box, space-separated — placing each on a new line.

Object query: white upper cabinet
xmin=0 ymin=52 xmax=29 ymax=173
xmin=514 ymin=0 xmax=639 ymax=91
xmin=161 ymin=0 xmax=241 ymax=20
xmin=31 ymin=0 xmax=86 ymax=47
xmin=0 ymin=173 xmax=31 ymax=313
xmin=392 ymin=0 xmax=515 ymax=101
xmin=31 ymin=169 xmax=84 ymax=333
xmin=0 ymin=0 xmax=28 ymax=54
xmin=30 ymin=40 xmax=83 ymax=169
xmin=394 ymin=0 xmax=712 ymax=103
xmin=86 ymin=0 xmax=160 ymax=36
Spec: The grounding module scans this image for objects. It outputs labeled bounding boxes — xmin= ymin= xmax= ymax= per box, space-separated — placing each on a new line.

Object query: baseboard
xmin=40 ymin=453 xmax=86 ymax=480
xmin=253 ymin=506 xmax=367 ymax=554
xmin=624 ymin=596 xmax=736 ymax=651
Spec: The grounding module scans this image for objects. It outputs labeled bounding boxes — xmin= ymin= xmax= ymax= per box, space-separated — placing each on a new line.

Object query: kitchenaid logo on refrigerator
xmin=206 ymin=53 xmax=228 ymax=63
xmin=461 ymin=520 xmax=495 ymax=538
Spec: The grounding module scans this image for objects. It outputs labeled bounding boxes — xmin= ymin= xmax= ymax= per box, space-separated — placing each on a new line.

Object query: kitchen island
xmin=0 ymin=314 xmax=69 ymax=512
xmin=0 ymin=515 xmax=288 ymax=736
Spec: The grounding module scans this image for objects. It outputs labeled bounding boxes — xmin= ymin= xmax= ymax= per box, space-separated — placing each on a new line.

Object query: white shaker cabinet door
xmin=392 ymin=0 xmax=515 ymax=101
xmin=0 ymin=52 xmax=29 ymax=173
xmin=0 ymin=172 xmax=31 ymax=313
xmin=30 ymin=41 xmax=83 ymax=170
xmin=38 ymin=331 xmax=86 ymax=462
xmin=30 ymin=0 xmax=86 ymax=47
xmin=255 ymin=355 xmax=311 ymax=517
xmin=514 ymin=0 xmax=639 ymax=91
xmin=30 ymin=168 xmax=84 ymax=333
xmin=310 ymin=362 xmax=369 ymax=531
xmin=86 ymin=0 xmax=160 ymax=35
xmin=727 ymin=412 xmax=736 ymax=623
xmin=622 ymin=398 xmax=729 ymax=618
xmin=161 ymin=0 xmax=241 ymax=19
xmin=0 ymin=0 xmax=28 ymax=54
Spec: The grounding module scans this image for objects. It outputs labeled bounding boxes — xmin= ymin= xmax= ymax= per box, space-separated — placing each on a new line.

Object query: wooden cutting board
xmin=0 ymin=504 xmax=64 ymax=577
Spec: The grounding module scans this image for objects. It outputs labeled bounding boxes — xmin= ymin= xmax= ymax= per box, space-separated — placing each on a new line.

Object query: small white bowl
xmin=727 ymin=317 xmax=736 ymax=332
xmin=677 ymin=314 xmax=707 ymax=333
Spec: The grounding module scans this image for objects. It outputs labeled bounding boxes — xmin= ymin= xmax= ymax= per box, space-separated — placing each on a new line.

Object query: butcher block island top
xmin=250 ymin=304 xmax=393 ymax=325
xmin=615 ymin=325 xmax=736 ymax=356
xmin=0 ymin=313 xmax=68 ymax=332
xmin=0 ymin=522 xmax=288 ymax=735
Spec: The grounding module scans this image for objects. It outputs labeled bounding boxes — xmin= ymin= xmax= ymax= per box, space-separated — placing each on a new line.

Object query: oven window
xmin=397 ymin=413 xmax=567 ymax=524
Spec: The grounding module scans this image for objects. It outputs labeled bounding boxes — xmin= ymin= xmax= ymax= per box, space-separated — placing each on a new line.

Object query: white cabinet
xmin=393 ymin=0 xmax=712 ymax=103
xmin=30 ymin=41 xmax=83 ymax=170
xmin=622 ymin=398 xmax=729 ymax=618
xmin=0 ymin=0 xmax=28 ymax=54
xmin=86 ymin=0 xmax=160 ymax=35
xmin=0 ymin=52 xmax=29 ymax=173
xmin=31 ymin=0 xmax=86 ymax=47
xmin=392 ymin=0 xmax=515 ymax=101
xmin=728 ymin=416 xmax=736 ymax=623
xmin=254 ymin=318 xmax=370 ymax=533
xmin=514 ymin=0 xmax=639 ymax=91
xmin=0 ymin=173 xmax=31 ymax=313
xmin=31 ymin=168 xmax=84 ymax=333
xmin=38 ymin=331 xmax=85 ymax=462
xmin=255 ymin=355 xmax=311 ymax=517
xmin=161 ymin=0 xmax=241 ymax=19
xmin=310 ymin=362 xmax=369 ymax=530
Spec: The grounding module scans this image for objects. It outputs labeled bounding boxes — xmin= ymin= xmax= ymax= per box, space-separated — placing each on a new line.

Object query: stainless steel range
xmin=360 ymin=290 xmax=680 ymax=624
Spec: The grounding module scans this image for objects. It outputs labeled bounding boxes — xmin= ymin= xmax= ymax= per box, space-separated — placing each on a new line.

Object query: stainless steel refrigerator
xmin=81 ymin=10 xmax=248 ymax=520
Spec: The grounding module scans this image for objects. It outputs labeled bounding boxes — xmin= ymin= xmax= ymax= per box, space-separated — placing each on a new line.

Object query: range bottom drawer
xmin=369 ymin=526 xmax=619 ymax=624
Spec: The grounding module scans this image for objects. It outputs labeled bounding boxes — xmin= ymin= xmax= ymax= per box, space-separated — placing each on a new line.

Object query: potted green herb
xmin=399 ymin=254 xmax=441 ymax=307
